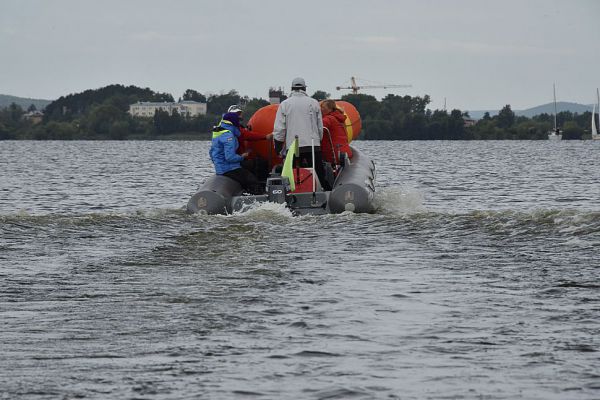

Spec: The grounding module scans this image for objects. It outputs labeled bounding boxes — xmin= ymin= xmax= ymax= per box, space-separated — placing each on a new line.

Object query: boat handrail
xmin=323 ymin=127 xmax=338 ymax=165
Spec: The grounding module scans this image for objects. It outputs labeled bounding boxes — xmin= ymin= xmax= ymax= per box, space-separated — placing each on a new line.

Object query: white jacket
xmin=273 ymin=90 xmax=323 ymax=149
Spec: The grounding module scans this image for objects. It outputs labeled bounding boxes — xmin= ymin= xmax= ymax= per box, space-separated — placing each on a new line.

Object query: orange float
xmin=241 ymin=104 xmax=281 ymax=167
xmin=244 ymin=101 xmax=362 ymax=166
xmin=334 ymin=100 xmax=362 ymax=143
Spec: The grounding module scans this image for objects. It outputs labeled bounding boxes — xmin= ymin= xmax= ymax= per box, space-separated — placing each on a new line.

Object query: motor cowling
xmin=266 ymin=176 xmax=290 ymax=204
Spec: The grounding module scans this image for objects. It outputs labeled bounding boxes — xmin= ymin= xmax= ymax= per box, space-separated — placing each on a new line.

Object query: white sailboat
xmin=548 ymin=84 xmax=562 ymax=140
xmin=592 ymin=88 xmax=600 ymax=140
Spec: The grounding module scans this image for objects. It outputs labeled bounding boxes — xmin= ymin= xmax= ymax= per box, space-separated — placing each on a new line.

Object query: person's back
xmin=274 ymin=91 xmax=323 ymax=149
xmin=273 ymin=77 xmax=331 ymax=191
xmin=321 ymin=102 xmax=353 ymax=164
xmin=209 ymin=112 xmax=263 ymax=194
xmin=210 ymin=119 xmax=243 ymax=175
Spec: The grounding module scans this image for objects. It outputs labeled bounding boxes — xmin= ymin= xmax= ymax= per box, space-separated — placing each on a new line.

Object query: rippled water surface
xmin=1 ymin=140 xmax=599 ymax=399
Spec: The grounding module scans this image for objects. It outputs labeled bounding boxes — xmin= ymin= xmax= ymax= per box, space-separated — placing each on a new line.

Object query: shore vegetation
xmin=0 ymin=85 xmax=592 ymax=140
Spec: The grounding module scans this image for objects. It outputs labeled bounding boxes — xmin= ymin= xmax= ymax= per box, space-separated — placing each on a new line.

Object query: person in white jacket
xmin=273 ymin=77 xmax=331 ymax=191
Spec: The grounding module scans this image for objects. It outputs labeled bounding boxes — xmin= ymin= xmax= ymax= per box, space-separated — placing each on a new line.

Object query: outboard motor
xmin=266 ymin=176 xmax=290 ymax=204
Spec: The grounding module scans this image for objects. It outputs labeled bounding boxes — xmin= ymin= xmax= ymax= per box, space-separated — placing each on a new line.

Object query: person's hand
xmin=274 ymin=140 xmax=284 ymax=154
xmin=265 ymin=133 xmax=273 ymax=140
xmin=241 ymin=152 xmax=250 ymax=158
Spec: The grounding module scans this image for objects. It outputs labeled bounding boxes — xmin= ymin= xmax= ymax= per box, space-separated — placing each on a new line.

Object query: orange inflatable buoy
xmin=243 ymin=104 xmax=281 ymax=166
xmin=247 ymin=104 xmax=279 ymax=136
xmin=244 ymin=100 xmax=362 ymax=165
xmin=334 ymin=100 xmax=362 ymax=143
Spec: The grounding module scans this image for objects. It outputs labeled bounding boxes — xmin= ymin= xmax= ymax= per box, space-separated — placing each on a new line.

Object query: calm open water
xmin=1 ymin=140 xmax=599 ymax=400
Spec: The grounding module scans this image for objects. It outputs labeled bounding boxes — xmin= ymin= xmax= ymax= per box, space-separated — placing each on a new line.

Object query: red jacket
xmin=240 ymin=126 xmax=264 ymax=141
xmin=237 ymin=126 xmax=267 ymax=155
xmin=321 ymin=109 xmax=352 ymax=164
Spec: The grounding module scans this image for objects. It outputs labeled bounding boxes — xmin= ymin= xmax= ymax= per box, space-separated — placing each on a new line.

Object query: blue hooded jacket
xmin=209 ymin=119 xmax=244 ymax=175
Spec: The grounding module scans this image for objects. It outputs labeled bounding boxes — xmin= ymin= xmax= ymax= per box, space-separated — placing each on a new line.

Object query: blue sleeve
xmin=223 ymin=134 xmax=244 ymax=163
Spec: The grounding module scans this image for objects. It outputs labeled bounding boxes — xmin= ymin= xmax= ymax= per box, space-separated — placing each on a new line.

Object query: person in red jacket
xmin=320 ymin=100 xmax=353 ymax=165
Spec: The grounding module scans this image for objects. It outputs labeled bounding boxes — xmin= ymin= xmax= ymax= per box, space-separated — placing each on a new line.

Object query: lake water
xmin=1 ymin=140 xmax=599 ymax=399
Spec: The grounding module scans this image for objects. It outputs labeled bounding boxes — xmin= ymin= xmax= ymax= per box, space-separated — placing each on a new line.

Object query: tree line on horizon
xmin=0 ymin=84 xmax=593 ymax=140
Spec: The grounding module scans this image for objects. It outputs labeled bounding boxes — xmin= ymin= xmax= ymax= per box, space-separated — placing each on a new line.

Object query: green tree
xmin=341 ymin=93 xmax=381 ymax=120
xmin=7 ymin=103 xmax=23 ymax=123
xmin=0 ymin=121 xmax=13 ymax=140
xmin=448 ymin=109 xmax=466 ymax=139
xmin=86 ymin=104 xmax=124 ymax=137
xmin=153 ymin=109 xmax=182 ymax=135
xmin=109 ymin=120 xmax=130 ymax=140
xmin=189 ymin=114 xmax=218 ymax=134
xmin=362 ymin=118 xmax=393 ymax=140
xmin=207 ymin=90 xmax=241 ymax=114
xmin=496 ymin=104 xmax=515 ymax=128
xmin=41 ymin=121 xmax=78 ymax=140
xmin=44 ymin=84 xmax=174 ymax=123
xmin=311 ymin=90 xmax=330 ymax=101
xmin=426 ymin=110 xmax=449 ymax=139
xmin=182 ymin=89 xmax=207 ymax=103
xmin=153 ymin=109 xmax=170 ymax=135
xmin=561 ymin=120 xmax=583 ymax=140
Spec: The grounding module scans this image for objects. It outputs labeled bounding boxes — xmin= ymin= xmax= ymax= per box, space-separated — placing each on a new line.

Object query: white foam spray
xmin=373 ymin=186 xmax=426 ymax=215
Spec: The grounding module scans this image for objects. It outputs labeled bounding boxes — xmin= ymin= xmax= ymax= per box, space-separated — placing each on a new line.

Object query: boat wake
xmin=1 ymin=201 xmax=598 ymax=233
xmin=373 ymin=186 xmax=426 ymax=215
xmin=230 ymin=200 xmax=295 ymax=221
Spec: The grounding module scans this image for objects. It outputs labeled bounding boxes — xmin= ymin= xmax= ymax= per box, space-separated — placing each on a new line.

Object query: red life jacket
xmin=321 ymin=109 xmax=352 ymax=164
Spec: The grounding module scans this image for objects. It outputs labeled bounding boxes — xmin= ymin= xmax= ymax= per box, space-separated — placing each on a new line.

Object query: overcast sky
xmin=1 ymin=0 xmax=599 ymax=111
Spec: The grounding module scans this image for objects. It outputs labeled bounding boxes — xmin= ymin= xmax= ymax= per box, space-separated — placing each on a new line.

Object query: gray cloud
xmin=1 ymin=0 xmax=598 ymax=110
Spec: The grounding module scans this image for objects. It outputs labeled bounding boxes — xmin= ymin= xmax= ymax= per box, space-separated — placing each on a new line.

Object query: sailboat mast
xmin=553 ymin=83 xmax=557 ymax=130
xmin=593 ymin=103 xmax=597 ymax=137
xmin=595 ymin=88 xmax=600 ymax=137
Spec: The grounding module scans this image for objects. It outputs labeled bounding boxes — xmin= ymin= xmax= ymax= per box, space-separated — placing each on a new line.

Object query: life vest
xmin=212 ymin=120 xmax=234 ymax=139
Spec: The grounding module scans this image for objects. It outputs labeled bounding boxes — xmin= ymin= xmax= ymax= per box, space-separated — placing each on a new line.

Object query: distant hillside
xmin=0 ymin=94 xmax=52 ymax=110
xmin=516 ymin=102 xmax=593 ymax=118
xmin=468 ymin=102 xmax=593 ymax=120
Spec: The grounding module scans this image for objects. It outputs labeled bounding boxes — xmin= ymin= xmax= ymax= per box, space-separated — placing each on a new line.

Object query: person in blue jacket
xmin=209 ymin=112 xmax=262 ymax=194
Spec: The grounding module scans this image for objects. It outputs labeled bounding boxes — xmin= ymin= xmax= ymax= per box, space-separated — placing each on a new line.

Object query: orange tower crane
xmin=336 ymin=76 xmax=412 ymax=95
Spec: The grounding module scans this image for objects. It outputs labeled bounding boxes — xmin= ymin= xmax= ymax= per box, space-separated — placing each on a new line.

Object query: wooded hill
xmin=0 ymin=94 xmax=51 ymax=110
xmin=0 ymin=85 xmax=594 ymax=140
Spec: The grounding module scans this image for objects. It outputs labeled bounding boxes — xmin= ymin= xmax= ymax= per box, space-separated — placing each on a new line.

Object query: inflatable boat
xmin=186 ymin=101 xmax=376 ymax=215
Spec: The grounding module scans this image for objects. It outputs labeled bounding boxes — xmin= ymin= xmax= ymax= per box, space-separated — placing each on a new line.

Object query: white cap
xmin=227 ymin=105 xmax=243 ymax=113
xmin=291 ymin=77 xmax=306 ymax=88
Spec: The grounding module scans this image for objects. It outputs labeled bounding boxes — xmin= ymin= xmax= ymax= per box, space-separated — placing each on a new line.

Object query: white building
xmin=129 ymin=100 xmax=207 ymax=118
xmin=22 ymin=110 xmax=44 ymax=124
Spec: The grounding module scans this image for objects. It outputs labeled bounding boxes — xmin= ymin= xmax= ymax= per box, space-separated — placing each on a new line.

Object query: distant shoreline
xmin=1 ymin=85 xmax=594 ymax=141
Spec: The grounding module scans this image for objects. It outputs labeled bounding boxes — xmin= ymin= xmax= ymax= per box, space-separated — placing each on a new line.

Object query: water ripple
xmin=1 ymin=141 xmax=599 ymax=399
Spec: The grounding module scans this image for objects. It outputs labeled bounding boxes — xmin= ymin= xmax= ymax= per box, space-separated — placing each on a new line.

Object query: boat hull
xmin=328 ymin=147 xmax=376 ymax=213
xmin=187 ymin=147 xmax=376 ymax=215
